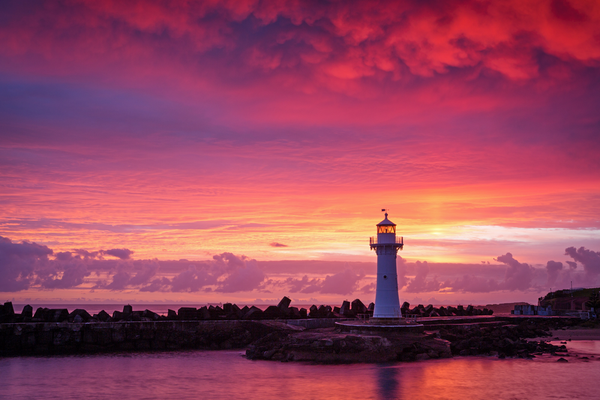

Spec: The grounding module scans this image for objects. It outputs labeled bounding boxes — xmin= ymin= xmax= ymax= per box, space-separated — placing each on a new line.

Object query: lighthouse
xmin=370 ymin=210 xmax=404 ymax=319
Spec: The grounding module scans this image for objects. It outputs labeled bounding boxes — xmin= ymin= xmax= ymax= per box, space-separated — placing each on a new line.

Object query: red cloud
xmin=2 ymin=0 xmax=599 ymax=85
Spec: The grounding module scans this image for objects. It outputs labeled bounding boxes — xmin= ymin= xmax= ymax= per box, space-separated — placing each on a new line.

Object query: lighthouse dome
xmin=377 ymin=214 xmax=396 ymax=226
xmin=377 ymin=213 xmax=396 ymax=234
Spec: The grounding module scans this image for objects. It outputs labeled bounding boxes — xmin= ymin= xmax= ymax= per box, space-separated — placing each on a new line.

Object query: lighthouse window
xmin=377 ymin=225 xmax=396 ymax=234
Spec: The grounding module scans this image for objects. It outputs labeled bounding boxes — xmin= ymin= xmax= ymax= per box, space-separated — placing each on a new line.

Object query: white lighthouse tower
xmin=370 ymin=210 xmax=404 ymax=319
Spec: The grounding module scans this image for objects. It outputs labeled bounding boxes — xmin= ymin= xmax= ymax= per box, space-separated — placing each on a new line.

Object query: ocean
xmin=1 ymin=341 xmax=599 ymax=400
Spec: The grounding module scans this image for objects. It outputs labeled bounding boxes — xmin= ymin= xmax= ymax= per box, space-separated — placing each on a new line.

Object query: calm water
xmin=1 ymin=342 xmax=599 ymax=400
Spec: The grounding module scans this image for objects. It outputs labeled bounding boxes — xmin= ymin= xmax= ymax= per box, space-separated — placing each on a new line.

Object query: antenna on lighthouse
xmin=381 ymin=208 xmax=389 ymax=217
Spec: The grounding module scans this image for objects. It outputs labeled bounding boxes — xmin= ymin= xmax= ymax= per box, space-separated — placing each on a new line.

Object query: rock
xmin=198 ymin=306 xmax=211 ymax=320
xmin=69 ymin=309 xmax=92 ymax=322
xmin=340 ymin=301 xmax=352 ymax=316
xmin=263 ymin=306 xmax=283 ymax=319
xmin=178 ymin=307 xmax=197 ymax=320
xmin=367 ymin=303 xmax=375 ymax=313
xmin=556 ymin=357 xmax=568 ymax=363
xmin=2 ymin=301 xmax=14 ymax=316
xmin=0 ymin=302 xmax=15 ymax=322
xmin=34 ymin=307 xmax=46 ymax=320
xmin=21 ymin=304 xmax=33 ymax=319
xmin=97 ymin=310 xmax=111 ymax=322
xmin=131 ymin=311 xmax=143 ymax=321
xmin=48 ymin=309 xmax=69 ymax=322
xmin=230 ymin=304 xmax=242 ymax=318
xmin=317 ymin=305 xmax=331 ymax=317
xmin=247 ymin=328 xmax=452 ymax=364
xmin=277 ymin=296 xmax=292 ymax=311
xmin=167 ymin=309 xmax=177 ymax=319
xmin=112 ymin=311 xmax=124 ymax=321
xmin=243 ymin=306 xmax=264 ymax=320
xmin=73 ymin=315 xmax=84 ymax=323
xmin=123 ymin=305 xmax=133 ymax=315
xmin=415 ymin=353 xmax=430 ymax=361
xmin=351 ymin=299 xmax=367 ymax=314
xmin=209 ymin=306 xmax=225 ymax=318
xmin=142 ymin=309 xmax=160 ymax=320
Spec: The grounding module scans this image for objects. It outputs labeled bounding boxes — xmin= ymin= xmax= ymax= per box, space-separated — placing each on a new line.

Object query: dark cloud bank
xmin=1 ymin=235 xmax=600 ymax=296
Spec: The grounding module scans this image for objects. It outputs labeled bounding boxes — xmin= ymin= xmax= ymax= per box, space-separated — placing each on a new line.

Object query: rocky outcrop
xmin=437 ymin=318 xmax=574 ymax=358
xmin=247 ymin=316 xmax=578 ymax=363
xmin=246 ymin=329 xmax=452 ymax=363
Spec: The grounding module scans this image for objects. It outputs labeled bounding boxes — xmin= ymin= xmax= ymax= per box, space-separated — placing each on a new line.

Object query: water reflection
xmin=376 ymin=366 xmax=401 ymax=400
xmin=1 ymin=350 xmax=600 ymax=399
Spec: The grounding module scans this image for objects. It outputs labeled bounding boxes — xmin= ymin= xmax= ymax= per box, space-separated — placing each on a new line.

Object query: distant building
xmin=512 ymin=304 xmax=553 ymax=316
xmin=564 ymin=310 xmax=596 ymax=320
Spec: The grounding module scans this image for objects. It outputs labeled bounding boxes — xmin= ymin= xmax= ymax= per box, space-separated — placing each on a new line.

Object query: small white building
xmin=512 ymin=304 xmax=554 ymax=316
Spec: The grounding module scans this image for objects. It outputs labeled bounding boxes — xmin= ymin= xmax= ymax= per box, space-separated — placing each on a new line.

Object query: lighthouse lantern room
xmin=369 ymin=210 xmax=404 ymax=319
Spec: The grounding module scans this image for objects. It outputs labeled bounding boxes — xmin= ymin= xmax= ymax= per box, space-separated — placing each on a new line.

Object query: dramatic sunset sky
xmin=1 ymin=0 xmax=599 ymax=306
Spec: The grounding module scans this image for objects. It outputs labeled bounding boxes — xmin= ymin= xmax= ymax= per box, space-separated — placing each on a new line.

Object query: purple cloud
xmin=565 ymin=246 xmax=600 ymax=280
xmin=404 ymin=261 xmax=442 ymax=293
xmin=279 ymin=269 xmax=365 ymax=295
xmin=140 ymin=277 xmax=171 ymax=292
xmin=103 ymin=248 xmax=134 ymax=260
xmin=495 ymin=252 xmax=536 ymax=291
xmin=320 ymin=269 xmax=365 ymax=295
xmin=216 ymin=258 xmax=265 ymax=293
xmin=545 ymin=260 xmax=563 ymax=287
xmin=170 ymin=266 xmax=217 ymax=292
xmin=0 ymin=236 xmax=52 ymax=292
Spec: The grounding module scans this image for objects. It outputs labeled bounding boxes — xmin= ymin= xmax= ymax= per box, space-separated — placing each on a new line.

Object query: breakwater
xmin=0 ymin=319 xmax=303 ymax=356
xmin=0 ymin=299 xmax=584 ymax=361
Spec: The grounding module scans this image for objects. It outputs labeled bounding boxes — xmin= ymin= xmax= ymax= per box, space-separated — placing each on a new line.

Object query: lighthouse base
xmin=335 ymin=319 xmax=424 ymax=334
xmin=368 ymin=317 xmax=404 ymax=325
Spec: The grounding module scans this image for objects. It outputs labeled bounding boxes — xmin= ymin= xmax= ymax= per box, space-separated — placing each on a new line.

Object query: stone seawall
xmin=0 ymin=320 xmax=301 ymax=356
xmin=286 ymin=318 xmax=353 ymax=329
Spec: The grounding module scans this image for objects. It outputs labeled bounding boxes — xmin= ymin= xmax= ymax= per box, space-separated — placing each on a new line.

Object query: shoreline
xmin=539 ymin=327 xmax=600 ymax=341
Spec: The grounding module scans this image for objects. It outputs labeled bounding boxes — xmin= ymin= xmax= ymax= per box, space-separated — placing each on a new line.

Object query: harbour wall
xmin=0 ymin=320 xmax=299 ymax=356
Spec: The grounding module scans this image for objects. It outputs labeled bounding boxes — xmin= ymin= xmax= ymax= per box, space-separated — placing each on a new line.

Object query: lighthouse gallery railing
xmin=370 ymin=236 xmax=403 ymax=245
